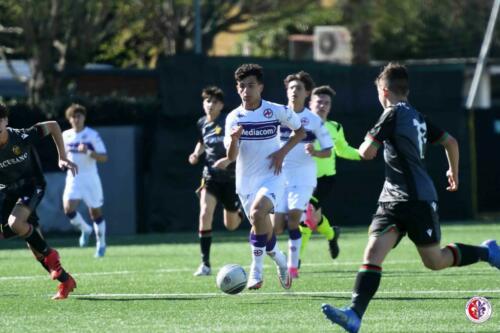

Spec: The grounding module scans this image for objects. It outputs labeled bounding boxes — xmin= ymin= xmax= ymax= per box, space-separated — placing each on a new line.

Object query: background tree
xmin=1 ymin=0 xmax=316 ymax=105
xmin=241 ymin=0 xmax=500 ymax=63
xmin=2 ymin=0 xmax=500 ymax=107
xmin=0 ymin=0 xmax=123 ymax=106
xmin=96 ymin=0 xmax=314 ymax=68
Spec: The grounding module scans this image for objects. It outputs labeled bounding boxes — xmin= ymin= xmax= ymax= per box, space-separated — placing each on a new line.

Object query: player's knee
xmin=8 ymin=219 xmax=29 ymax=236
xmin=249 ymin=208 xmax=266 ymax=224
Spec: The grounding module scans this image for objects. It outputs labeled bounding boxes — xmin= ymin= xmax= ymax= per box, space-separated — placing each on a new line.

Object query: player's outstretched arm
xmin=335 ymin=126 xmax=362 ymax=161
xmin=35 ymin=121 xmax=78 ymax=176
xmin=441 ymin=135 xmax=459 ymax=191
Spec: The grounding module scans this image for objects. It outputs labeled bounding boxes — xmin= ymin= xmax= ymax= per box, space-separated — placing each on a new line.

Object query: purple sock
xmin=249 ymin=233 xmax=267 ymax=248
xmin=266 ymin=233 xmax=277 ymax=251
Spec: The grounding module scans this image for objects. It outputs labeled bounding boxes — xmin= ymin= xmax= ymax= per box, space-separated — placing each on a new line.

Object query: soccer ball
xmin=216 ymin=264 xmax=247 ymax=295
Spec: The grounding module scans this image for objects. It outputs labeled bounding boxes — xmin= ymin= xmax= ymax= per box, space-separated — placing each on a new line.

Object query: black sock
xmin=38 ymin=260 xmax=68 ymax=282
xmin=446 ymin=243 xmax=489 ymax=266
xmin=351 ymin=264 xmax=382 ymax=318
xmin=24 ymin=226 xmax=49 ymax=255
xmin=199 ymin=230 xmax=212 ymax=267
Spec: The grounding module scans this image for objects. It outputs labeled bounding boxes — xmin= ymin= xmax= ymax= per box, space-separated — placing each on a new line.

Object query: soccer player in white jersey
xmin=273 ymin=72 xmax=333 ymax=279
xmin=62 ymin=104 xmax=108 ymax=257
xmin=224 ymin=64 xmax=306 ymax=290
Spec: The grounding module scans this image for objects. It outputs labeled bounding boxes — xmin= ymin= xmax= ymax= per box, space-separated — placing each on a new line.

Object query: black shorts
xmin=197 ymin=177 xmax=240 ymax=212
xmin=310 ymin=175 xmax=336 ymax=209
xmin=369 ymin=201 xmax=441 ymax=247
xmin=0 ymin=182 xmax=45 ymax=239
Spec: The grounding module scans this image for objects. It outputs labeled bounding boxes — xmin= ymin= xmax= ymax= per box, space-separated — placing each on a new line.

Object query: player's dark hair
xmin=234 ymin=63 xmax=264 ymax=83
xmin=312 ymin=85 xmax=336 ymax=99
xmin=202 ymin=86 xmax=224 ymax=103
xmin=376 ymin=62 xmax=409 ymax=97
xmin=0 ymin=102 xmax=9 ymax=119
xmin=284 ymin=71 xmax=316 ymax=92
xmin=65 ymin=103 xmax=87 ymax=120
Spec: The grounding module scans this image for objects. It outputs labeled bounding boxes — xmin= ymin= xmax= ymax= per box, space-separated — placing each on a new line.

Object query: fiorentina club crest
xmin=263 ymin=108 xmax=273 ymax=118
xmin=465 ymin=296 xmax=492 ymax=323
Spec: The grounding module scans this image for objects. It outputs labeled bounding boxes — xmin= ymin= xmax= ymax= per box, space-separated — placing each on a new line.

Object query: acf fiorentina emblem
xmin=12 ymin=145 xmax=21 ymax=156
xmin=466 ymin=296 xmax=492 ymax=323
xmin=263 ymin=108 xmax=273 ymax=118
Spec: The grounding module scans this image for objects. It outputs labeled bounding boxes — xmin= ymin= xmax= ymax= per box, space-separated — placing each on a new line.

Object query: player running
xmin=62 ymin=104 xmax=108 ymax=257
xmin=299 ymin=85 xmax=361 ymax=263
xmin=321 ymin=63 xmax=500 ymax=333
xmin=189 ymin=86 xmax=242 ymax=276
xmin=0 ymin=102 xmax=78 ymax=299
xmin=224 ymin=63 xmax=306 ymax=290
xmin=273 ymin=72 xmax=333 ymax=279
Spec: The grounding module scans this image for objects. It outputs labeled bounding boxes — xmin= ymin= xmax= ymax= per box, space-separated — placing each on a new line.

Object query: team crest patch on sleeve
xmin=301 ymin=117 xmax=310 ymax=126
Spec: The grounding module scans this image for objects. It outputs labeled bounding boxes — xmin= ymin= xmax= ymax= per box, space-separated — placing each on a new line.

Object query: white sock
xmin=288 ymin=237 xmax=302 ymax=269
xmin=93 ymin=220 xmax=106 ymax=247
xmin=69 ymin=212 xmax=92 ymax=233
xmin=266 ymin=243 xmax=287 ymax=268
xmin=250 ymin=244 xmax=265 ymax=274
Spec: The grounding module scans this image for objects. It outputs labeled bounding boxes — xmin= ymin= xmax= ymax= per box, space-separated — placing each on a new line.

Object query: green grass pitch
xmin=0 ymin=222 xmax=498 ymax=332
